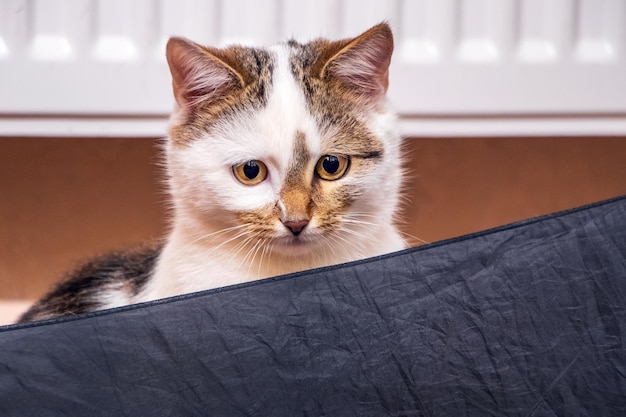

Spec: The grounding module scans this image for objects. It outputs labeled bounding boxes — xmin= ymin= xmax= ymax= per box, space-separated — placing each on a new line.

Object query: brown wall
xmin=399 ymin=137 xmax=626 ymax=245
xmin=1 ymin=137 xmax=625 ymax=301
xmin=0 ymin=138 xmax=166 ymax=300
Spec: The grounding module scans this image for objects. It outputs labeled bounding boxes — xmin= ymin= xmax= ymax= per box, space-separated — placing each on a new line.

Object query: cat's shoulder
xmin=19 ymin=244 xmax=162 ymax=323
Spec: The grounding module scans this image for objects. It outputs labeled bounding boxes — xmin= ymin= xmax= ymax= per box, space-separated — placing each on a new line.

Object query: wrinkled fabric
xmin=1 ymin=196 xmax=625 ymax=416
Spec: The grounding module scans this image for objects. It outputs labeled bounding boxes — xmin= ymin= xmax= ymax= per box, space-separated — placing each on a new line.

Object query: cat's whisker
xmin=341 ymin=218 xmax=378 ymax=228
xmin=256 ymin=242 xmax=268 ymax=277
xmin=171 ymin=224 xmax=250 ymax=258
xmin=229 ymin=231 xmax=269 ymax=277
xmin=230 ymin=233 xmax=259 ymax=262
xmin=320 ymin=237 xmax=329 ymax=262
xmin=170 ymin=232 xmax=250 ymax=271
xmin=188 ymin=224 xmax=248 ymax=244
xmin=211 ymin=229 xmax=256 ymax=252
xmin=205 ymin=223 xmax=248 ymax=237
xmin=254 ymin=238 xmax=272 ymax=277
xmin=345 ymin=212 xmax=379 ymax=217
xmin=344 ymin=212 xmax=381 ymax=220
xmin=204 ymin=229 xmax=255 ymax=271
xmin=347 ymin=212 xmax=429 ymax=246
xmin=265 ymin=241 xmax=275 ymax=273
xmin=338 ymin=225 xmax=376 ymax=242
xmin=341 ymin=213 xmax=387 ymax=228
xmin=324 ymin=232 xmax=366 ymax=260
xmin=259 ymin=238 xmax=276 ymax=277
xmin=242 ymin=236 xmax=267 ymax=276
xmin=242 ymin=238 xmax=261 ymax=267
xmin=399 ymin=231 xmax=430 ymax=246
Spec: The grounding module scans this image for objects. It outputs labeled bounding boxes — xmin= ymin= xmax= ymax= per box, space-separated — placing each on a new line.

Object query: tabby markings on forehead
xmin=288 ymin=131 xmax=311 ymax=179
xmin=281 ymin=131 xmax=311 ymax=190
xmin=278 ymin=131 xmax=313 ymax=218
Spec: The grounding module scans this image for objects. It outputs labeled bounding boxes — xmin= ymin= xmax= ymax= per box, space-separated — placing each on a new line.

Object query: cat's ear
xmin=166 ymin=37 xmax=245 ymax=108
xmin=319 ymin=23 xmax=394 ymax=104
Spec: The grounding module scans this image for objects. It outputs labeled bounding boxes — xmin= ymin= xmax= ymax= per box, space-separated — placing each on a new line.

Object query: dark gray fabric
xmin=1 ymin=196 xmax=625 ymax=416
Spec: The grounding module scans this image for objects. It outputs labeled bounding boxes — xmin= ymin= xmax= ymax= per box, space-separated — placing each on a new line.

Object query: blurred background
xmin=1 ymin=0 xmax=626 ymax=323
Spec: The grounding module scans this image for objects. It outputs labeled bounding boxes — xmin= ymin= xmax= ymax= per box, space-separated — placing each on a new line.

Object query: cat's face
xmin=165 ymin=24 xmax=403 ymax=258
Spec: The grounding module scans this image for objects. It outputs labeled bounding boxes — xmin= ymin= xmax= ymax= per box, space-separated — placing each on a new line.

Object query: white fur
xmin=136 ymin=44 xmax=405 ymax=303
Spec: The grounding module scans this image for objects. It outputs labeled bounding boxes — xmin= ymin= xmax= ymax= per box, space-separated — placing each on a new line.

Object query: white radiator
xmin=1 ymin=0 xmax=625 ymax=137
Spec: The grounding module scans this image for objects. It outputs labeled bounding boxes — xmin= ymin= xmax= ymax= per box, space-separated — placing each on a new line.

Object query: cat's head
xmin=164 ymin=23 xmax=404 ymax=259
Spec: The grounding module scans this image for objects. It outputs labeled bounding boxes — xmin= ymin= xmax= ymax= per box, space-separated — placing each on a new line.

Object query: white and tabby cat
xmin=20 ymin=23 xmax=406 ymax=322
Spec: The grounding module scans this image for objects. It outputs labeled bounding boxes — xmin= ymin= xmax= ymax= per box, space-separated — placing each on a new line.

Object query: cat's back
xmin=19 ymin=244 xmax=161 ymax=322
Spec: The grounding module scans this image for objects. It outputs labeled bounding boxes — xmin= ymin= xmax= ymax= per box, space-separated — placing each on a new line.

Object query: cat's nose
xmin=282 ymin=219 xmax=309 ymax=236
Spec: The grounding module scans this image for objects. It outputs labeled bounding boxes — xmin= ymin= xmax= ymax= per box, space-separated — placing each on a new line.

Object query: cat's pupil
xmin=322 ymin=156 xmax=340 ymax=174
xmin=243 ymin=161 xmax=260 ymax=179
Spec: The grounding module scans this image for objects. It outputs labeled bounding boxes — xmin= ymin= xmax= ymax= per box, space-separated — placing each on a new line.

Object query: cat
xmin=19 ymin=23 xmax=406 ymax=322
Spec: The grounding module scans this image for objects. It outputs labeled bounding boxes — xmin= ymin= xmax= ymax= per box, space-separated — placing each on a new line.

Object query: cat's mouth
xmin=271 ymin=233 xmax=321 ymax=254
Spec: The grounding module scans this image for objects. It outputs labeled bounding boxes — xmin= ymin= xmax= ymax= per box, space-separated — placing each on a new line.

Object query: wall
xmin=2 ymin=136 xmax=625 ymax=323
xmin=3 ymin=0 xmax=626 ymax=137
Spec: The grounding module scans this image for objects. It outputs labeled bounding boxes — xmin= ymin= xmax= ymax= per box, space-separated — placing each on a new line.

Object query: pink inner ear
xmin=325 ymin=24 xmax=394 ymax=102
xmin=166 ymin=38 xmax=239 ymax=109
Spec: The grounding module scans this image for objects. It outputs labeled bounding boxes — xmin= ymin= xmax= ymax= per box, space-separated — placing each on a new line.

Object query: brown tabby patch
xmin=280 ymin=131 xmax=313 ymax=221
xmin=236 ymin=204 xmax=281 ymax=241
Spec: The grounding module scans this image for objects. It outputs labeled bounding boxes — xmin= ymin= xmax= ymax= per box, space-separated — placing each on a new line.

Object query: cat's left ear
xmin=320 ymin=23 xmax=394 ymax=104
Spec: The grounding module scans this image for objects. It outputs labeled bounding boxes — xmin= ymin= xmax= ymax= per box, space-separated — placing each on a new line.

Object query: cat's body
xmin=20 ymin=23 xmax=406 ymax=323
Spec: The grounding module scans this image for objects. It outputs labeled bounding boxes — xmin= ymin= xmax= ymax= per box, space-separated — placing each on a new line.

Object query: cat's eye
xmin=233 ymin=160 xmax=268 ymax=186
xmin=315 ymin=154 xmax=350 ymax=181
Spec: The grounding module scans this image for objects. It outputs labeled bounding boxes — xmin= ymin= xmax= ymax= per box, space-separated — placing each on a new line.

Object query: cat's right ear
xmin=166 ymin=37 xmax=245 ymax=109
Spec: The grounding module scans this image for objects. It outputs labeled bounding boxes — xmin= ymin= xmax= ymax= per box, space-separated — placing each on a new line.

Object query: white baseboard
xmin=2 ymin=115 xmax=626 ymax=138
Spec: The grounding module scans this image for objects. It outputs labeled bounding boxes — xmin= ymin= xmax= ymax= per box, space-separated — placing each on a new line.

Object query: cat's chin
xmin=271 ymin=234 xmax=322 ymax=257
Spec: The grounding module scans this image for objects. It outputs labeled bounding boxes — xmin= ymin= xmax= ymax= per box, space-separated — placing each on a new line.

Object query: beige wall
xmin=1 ymin=137 xmax=626 ymax=302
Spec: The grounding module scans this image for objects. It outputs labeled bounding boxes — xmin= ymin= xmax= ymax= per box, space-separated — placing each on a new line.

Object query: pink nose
xmin=282 ymin=219 xmax=309 ymax=236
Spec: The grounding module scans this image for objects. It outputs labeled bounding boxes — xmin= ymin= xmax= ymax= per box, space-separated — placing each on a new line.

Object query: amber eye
xmin=315 ymin=154 xmax=350 ymax=181
xmin=233 ymin=160 xmax=268 ymax=186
